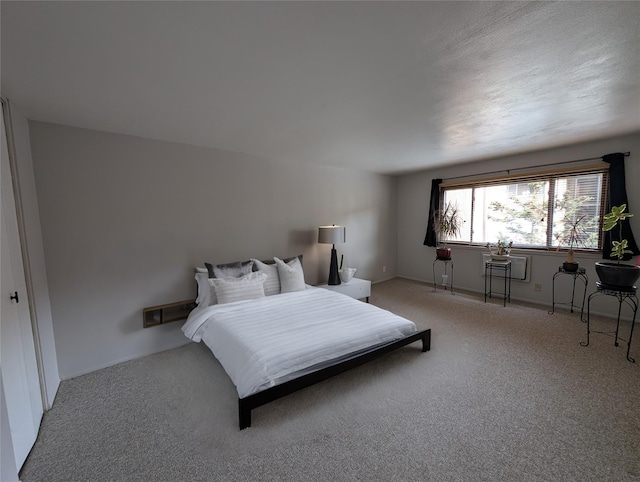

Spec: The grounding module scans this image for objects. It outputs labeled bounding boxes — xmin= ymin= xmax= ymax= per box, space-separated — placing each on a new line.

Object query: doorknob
xmin=10 ymin=291 xmax=19 ymax=303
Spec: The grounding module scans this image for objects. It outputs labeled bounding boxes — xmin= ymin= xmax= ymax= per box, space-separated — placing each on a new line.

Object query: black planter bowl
xmin=563 ymin=261 xmax=579 ymax=272
xmin=595 ymin=262 xmax=640 ymax=290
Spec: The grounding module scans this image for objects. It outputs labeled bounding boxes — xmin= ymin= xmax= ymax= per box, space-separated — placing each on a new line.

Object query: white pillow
xmin=209 ymin=272 xmax=267 ymax=305
xmin=195 ymin=272 xmax=212 ymax=306
xmin=198 ymin=261 xmax=255 ymax=307
xmin=251 ymin=258 xmax=281 ymax=296
xmin=274 ymin=256 xmax=306 ymax=293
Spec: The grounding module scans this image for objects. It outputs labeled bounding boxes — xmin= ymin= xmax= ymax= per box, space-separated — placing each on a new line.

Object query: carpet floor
xmin=20 ymin=278 xmax=640 ymax=481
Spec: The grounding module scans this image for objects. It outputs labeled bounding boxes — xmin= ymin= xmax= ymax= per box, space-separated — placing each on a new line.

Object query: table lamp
xmin=318 ymin=225 xmax=346 ymax=285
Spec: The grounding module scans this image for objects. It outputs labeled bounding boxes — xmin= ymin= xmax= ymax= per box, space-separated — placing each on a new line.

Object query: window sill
xmin=449 ymin=244 xmax=603 ymax=260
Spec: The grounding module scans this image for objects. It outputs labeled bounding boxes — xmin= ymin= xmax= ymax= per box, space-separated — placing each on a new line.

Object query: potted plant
xmin=595 ymin=204 xmax=640 ymax=289
xmin=486 ymin=240 xmax=513 ymax=259
xmin=435 ymin=202 xmax=463 ymax=260
xmin=555 ymin=215 xmax=587 ymax=272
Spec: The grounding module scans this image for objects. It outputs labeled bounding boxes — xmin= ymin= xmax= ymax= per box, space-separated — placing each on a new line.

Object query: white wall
xmin=397 ymin=132 xmax=640 ymax=315
xmin=28 ymin=122 xmax=398 ymax=379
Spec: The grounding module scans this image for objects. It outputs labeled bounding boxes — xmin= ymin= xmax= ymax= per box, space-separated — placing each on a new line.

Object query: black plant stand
xmin=581 ymin=282 xmax=638 ymax=363
xmin=549 ymin=267 xmax=588 ymax=318
xmin=432 ymin=257 xmax=454 ymax=294
xmin=484 ymin=260 xmax=511 ymax=307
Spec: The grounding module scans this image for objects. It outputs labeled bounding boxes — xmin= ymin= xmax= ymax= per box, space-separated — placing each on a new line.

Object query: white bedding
xmin=182 ymin=287 xmax=417 ymax=398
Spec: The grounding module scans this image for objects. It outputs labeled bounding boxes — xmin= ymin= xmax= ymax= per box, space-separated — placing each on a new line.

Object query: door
xmin=1 ymin=107 xmax=43 ymax=469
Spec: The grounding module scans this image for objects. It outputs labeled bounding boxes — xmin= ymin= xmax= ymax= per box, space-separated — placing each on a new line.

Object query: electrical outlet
xmin=534 ymin=283 xmax=542 ymax=292
xmin=382 ymin=265 xmax=387 ymax=273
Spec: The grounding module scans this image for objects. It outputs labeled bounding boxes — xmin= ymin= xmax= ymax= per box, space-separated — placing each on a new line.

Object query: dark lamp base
xmin=328 ymin=247 xmax=341 ymax=285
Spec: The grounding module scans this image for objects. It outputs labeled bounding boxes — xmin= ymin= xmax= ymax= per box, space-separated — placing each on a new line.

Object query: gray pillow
xmin=250 ymin=259 xmax=281 ymax=296
xmin=274 ymin=256 xmax=306 ymax=293
xmin=203 ymin=260 xmax=254 ymax=305
xmin=204 ymin=260 xmax=253 ymax=279
xmin=252 ymin=254 xmax=303 ymax=269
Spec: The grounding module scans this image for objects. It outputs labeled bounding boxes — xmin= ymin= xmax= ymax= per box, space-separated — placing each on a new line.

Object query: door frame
xmin=1 ymin=98 xmax=48 ymax=410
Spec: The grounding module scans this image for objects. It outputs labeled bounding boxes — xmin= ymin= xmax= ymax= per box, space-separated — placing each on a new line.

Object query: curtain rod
xmin=443 ymin=151 xmax=630 ymax=182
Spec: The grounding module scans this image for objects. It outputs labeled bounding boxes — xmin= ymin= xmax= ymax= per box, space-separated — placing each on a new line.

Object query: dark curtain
xmin=423 ymin=178 xmax=442 ymax=247
xmin=602 ymin=152 xmax=639 ymax=260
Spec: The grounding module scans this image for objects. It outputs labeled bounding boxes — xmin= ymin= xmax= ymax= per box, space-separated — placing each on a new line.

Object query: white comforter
xmin=182 ymin=287 xmax=417 ymax=398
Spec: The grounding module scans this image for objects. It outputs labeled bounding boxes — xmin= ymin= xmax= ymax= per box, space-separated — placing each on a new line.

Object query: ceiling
xmin=2 ymin=1 xmax=639 ymax=175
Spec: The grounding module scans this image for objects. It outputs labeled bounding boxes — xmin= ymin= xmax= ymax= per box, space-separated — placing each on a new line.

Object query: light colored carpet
xmin=20 ymin=278 xmax=640 ymax=481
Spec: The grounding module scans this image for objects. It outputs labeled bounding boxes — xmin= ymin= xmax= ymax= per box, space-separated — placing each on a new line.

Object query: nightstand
xmin=317 ymin=278 xmax=371 ymax=302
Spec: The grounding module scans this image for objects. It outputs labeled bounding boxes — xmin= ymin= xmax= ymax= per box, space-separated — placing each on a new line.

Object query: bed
xmin=182 ymin=258 xmax=431 ymax=429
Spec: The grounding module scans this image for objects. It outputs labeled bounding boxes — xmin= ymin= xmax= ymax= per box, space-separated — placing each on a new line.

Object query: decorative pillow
xmin=209 ymin=272 xmax=267 ymax=305
xmin=252 ymin=254 xmax=303 ymax=268
xmin=200 ymin=261 xmax=254 ymax=306
xmin=250 ymin=258 xmax=281 ymax=296
xmin=205 ymin=260 xmax=254 ymax=279
xmin=195 ymin=271 xmax=211 ymax=306
xmin=283 ymin=254 xmax=303 ymax=267
xmin=274 ymin=256 xmax=306 ymax=293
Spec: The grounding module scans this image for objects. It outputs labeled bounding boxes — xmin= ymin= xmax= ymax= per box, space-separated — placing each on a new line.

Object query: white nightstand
xmin=317 ymin=278 xmax=371 ymax=302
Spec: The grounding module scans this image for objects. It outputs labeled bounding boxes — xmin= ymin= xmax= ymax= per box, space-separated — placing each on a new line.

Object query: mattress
xmin=182 ymin=287 xmax=417 ymax=398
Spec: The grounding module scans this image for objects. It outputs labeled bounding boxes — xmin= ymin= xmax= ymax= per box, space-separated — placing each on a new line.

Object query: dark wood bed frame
xmin=237 ymin=328 xmax=431 ymax=429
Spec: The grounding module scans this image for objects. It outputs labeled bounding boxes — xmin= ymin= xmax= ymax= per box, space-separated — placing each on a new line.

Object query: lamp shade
xmin=318 ymin=225 xmax=346 ymax=245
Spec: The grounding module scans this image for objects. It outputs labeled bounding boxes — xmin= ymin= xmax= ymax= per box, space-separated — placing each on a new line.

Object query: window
xmin=441 ymin=167 xmax=608 ymax=251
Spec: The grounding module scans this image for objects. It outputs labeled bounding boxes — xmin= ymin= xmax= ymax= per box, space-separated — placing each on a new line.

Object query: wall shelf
xmin=143 ymin=299 xmax=196 ymax=328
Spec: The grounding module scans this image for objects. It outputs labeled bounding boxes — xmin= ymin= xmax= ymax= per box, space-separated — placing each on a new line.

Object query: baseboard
xmin=372 ymin=275 xmax=397 ymax=284
xmin=393 ymin=276 xmax=636 ymax=322
xmin=60 ymin=339 xmax=193 ymax=381
xmin=61 ymin=276 xmax=635 ymax=381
